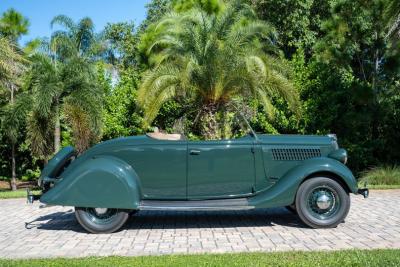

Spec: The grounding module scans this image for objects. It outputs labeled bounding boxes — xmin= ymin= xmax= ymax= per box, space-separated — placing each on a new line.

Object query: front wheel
xmin=295 ymin=177 xmax=350 ymax=228
xmin=75 ymin=207 xmax=129 ymax=234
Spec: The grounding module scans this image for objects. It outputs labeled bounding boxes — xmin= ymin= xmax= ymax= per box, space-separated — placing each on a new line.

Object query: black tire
xmin=75 ymin=207 xmax=129 ymax=234
xmin=295 ymin=177 xmax=350 ymax=228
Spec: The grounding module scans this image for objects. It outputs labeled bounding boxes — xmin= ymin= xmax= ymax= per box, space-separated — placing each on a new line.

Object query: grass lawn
xmin=363 ymin=184 xmax=400 ymax=189
xmin=0 ymin=189 xmax=40 ymax=199
xmin=0 ymin=250 xmax=399 ymax=267
xmin=0 ymin=189 xmax=28 ymax=199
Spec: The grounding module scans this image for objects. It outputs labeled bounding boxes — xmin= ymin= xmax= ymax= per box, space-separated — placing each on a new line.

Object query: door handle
xmin=190 ymin=150 xmax=201 ymax=155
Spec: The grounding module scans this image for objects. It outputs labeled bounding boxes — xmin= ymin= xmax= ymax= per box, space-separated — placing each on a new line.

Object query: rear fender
xmin=249 ymin=157 xmax=358 ymax=208
xmin=40 ymin=155 xmax=141 ymax=209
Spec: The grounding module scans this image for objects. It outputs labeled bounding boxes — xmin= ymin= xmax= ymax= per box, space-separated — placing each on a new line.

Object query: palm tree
xmin=138 ymin=1 xmax=298 ymax=139
xmin=26 ymin=52 xmax=62 ymax=157
xmin=0 ymin=37 xmax=25 ymax=92
xmin=27 ymin=49 xmax=103 ymax=157
xmin=0 ymin=8 xmax=29 ymax=43
xmin=27 ymin=16 xmax=103 ymax=158
xmin=1 ymin=94 xmax=30 ymax=190
xmin=50 ymin=15 xmax=96 ymax=58
xmin=0 ymin=37 xmax=27 ymax=190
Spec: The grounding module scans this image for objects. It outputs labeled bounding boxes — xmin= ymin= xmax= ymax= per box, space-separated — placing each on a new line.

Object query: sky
xmin=0 ymin=0 xmax=150 ymax=46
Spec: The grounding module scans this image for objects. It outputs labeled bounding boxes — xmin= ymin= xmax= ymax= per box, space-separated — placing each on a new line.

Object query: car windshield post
xmin=232 ymin=104 xmax=258 ymax=140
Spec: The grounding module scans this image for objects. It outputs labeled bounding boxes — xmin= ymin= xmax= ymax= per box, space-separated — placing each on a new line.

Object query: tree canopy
xmin=138 ymin=1 xmax=299 ymax=139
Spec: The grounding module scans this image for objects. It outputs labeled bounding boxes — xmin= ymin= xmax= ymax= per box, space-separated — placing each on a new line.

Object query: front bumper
xmin=357 ymin=188 xmax=369 ymax=198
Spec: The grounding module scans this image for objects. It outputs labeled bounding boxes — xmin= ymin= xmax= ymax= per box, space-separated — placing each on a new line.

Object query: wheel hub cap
xmin=306 ymin=186 xmax=340 ymax=220
xmin=316 ymin=194 xmax=331 ymax=210
xmin=94 ymin=208 xmax=108 ymax=215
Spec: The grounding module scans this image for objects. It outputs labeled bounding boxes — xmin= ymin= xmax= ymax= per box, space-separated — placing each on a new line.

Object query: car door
xmin=119 ymin=139 xmax=188 ymax=200
xmin=187 ymin=136 xmax=256 ymax=199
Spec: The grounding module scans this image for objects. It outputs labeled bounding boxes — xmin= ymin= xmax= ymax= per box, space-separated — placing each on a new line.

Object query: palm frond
xmin=1 ymin=92 xmax=32 ymax=143
xmin=76 ymin=17 xmax=95 ymax=54
xmin=138 ymin=65 xmax=181 ymax=123
xmin=0 ymin=37 xmax=27 ymax=88
xmin=51 ymin=15 xmax=76 ymax=32
xmin=63 ymin=103 xmax=93 ymax=154
xmin=138 ymin=0 xmax=300 ymax=132
xmin=26 ymin=110 xmax=54 ymax=159
xmin=28 ymin=53 xmax=61 ymax=118
xmin=50 ymin=30 xmax=76 ymax=59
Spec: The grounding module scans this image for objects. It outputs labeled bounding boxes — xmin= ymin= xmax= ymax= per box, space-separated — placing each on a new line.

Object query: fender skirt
xmin=40 ymin=156 xmax=141 ymax=209
xmin=248 ymin=157 xmax=358 ymax=208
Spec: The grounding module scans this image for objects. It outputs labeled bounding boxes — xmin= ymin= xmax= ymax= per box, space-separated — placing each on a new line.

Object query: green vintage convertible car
xmin=28 ymin=126 xmax=368 ymax=233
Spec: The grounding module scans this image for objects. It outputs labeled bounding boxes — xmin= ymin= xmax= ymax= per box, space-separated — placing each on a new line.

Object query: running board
xmin=139 ymin=198 xmax=254 ymax=211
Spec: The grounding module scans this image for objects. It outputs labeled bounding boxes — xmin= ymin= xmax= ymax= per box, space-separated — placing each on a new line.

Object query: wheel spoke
xmin=306 ymin=186 xmax=340 ymax=220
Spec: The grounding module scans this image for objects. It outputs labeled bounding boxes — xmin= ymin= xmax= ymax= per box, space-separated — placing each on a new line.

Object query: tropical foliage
xmin=0 ymin=37 xmax=27 ymax=190
xmin=26 ymin=16 xmax=103 ymax=157
xmin=359 ymin=166 xmax=400 ymax=186
xmin=138 ymin=1 xmax=298 ymax=139
xmin=1 ymin=0 xmax=400 ymax=190
xmin=0 ymin=8 xmax=29 ymax=43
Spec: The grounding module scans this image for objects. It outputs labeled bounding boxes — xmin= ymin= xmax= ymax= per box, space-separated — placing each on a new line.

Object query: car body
xmin=30 ymin=132 xmax=368 ymax=233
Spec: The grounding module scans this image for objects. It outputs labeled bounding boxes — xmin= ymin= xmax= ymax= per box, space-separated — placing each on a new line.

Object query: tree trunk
xmin=9 ymin=84 xmax=17 ymax=191
xmin=371 ymin=43 xmax=380 ymax=139
xmin=370 ymin=36 xmax=381 ymax=160
xmin=10 ymin=144 xmax=17 ymax=191
xmin=10 ymin=84 xmax=14 ymax=104
xmin=199 ymin=103 xmax=219 ymax=140
xmin=54 ymin=105 xmax=61 ymax=153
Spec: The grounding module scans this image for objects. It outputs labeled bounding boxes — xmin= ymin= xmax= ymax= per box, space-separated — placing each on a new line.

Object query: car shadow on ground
xmin=25 ymin=207 xmax=308 ymax=233
xmin=25 ymin=209 xmax=87 ymax=233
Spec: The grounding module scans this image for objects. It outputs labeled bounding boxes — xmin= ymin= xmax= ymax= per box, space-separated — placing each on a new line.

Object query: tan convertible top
xmin=146 ymin=132 xmax=186 ymax=141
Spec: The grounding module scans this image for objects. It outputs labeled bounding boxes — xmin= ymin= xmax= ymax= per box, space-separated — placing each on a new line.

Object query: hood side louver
xmin=271 ymin=148 xmax=321 ymax=161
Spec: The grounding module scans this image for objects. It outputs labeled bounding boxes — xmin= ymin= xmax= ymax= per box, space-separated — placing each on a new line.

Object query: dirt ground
xmin=0 ymin=180 xmax=36 ymax=190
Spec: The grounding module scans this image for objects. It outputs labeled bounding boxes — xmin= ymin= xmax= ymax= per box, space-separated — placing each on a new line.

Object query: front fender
xmin=40 ymin=155 xmax=141 ymax=209
xmin=249 ymin=157 xmax=358 ymax=208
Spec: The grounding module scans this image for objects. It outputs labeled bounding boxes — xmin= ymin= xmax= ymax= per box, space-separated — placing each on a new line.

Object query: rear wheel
xmin=75 ymin=207 xmax=129 ymax=234
xmin=295 ymin=177 xmax=350 ymax=228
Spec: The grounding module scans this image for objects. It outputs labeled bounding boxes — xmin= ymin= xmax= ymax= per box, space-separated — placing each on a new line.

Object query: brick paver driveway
xmin=0 ymin=190 xmax=399 ymax=258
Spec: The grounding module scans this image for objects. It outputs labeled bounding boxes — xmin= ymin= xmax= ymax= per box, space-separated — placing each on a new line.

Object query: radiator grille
xmin=271 ymin=148 xmax=321 ymax=161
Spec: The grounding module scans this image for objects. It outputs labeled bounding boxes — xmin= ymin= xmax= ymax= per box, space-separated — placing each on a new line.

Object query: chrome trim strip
xmin=138 ymin=205 xmax=254 ymax=211
xmin=139 ymin=198 xmax=254 ymax=211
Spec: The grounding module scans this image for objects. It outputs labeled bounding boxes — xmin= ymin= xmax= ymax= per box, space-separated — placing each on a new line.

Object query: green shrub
xmin=359 ymin=166 xmax=400 ymax=186
xmin=21 ymin=167 xmax=41 ymax=181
